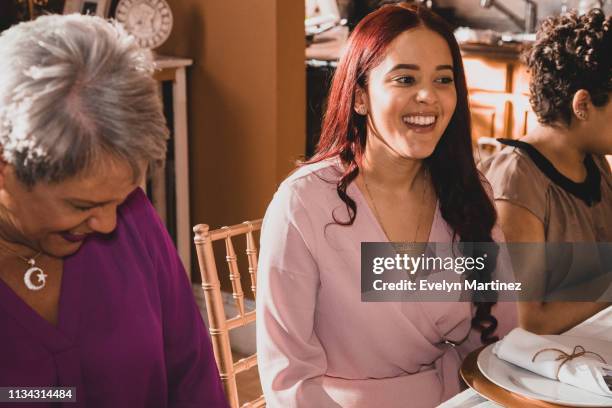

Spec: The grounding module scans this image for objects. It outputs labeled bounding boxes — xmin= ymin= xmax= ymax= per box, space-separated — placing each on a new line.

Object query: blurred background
xmin=2 ymin=2 xmax=610 ymax=403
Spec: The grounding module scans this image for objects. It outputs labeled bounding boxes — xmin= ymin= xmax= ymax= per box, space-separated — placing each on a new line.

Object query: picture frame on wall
xmin=63 ymin=0 xmax=111 ymax=17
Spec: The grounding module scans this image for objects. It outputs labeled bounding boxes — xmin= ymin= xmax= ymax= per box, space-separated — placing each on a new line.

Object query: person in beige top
xmin=481 ymin=9 xmax=612 ymax=334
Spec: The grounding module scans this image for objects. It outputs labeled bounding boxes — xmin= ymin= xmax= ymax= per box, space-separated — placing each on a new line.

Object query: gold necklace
xmin=0 ymin=241 xmax=47 ymax=291
xmin=363 ymin=168 xmax=428 ymax=243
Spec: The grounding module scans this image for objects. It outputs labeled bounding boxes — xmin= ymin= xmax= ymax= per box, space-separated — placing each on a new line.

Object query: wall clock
xmin=115 ymin=0 xmax=173 ymax=49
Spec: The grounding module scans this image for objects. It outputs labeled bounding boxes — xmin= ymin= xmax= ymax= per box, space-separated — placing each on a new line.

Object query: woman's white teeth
xmin=404 ymin=115 xmax=436 ymax=126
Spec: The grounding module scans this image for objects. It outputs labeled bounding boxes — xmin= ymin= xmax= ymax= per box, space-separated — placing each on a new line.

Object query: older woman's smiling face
xmin=357 ymin=26 xmax=457 ymax=159
xmin=0 ymin=156 xmax=143 ymax=257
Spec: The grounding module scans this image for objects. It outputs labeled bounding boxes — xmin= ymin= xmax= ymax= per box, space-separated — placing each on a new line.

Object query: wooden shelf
xmin=462 ymin=50 xmax=534 ymax=144
xmin=151 ymin=55 xmax=194 ymax=277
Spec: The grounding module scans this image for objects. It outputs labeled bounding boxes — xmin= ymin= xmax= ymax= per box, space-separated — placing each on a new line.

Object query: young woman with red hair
xmin=257 ymin=4 xmax=515 ymax=407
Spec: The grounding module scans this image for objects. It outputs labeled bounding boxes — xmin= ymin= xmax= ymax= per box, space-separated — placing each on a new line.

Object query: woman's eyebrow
xmin=65 ymin=198 xmax=109 ymax=206
xmin=387 ymin=63 xmax=454 ymax=73
xmin=388 ymin=63 xmax=419 ymax=72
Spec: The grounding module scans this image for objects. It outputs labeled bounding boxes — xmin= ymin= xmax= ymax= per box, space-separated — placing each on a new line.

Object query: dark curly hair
xmin=524 ymin=9 xmax=611 ymax=126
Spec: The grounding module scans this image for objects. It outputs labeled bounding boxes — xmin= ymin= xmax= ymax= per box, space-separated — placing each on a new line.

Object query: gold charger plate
xmin=460 ymin=347 xmax=605 ymax=408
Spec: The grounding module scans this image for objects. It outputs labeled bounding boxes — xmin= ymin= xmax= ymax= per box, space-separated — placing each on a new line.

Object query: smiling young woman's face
xmin=0 ymin=156 xmax=143 ymax=258
xmin=357 ymin=26 xmax=457 ymax=159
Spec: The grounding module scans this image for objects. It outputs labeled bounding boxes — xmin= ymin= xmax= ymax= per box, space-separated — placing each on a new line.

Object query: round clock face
xmin=115 ymin=0 xmax=173 ymax=49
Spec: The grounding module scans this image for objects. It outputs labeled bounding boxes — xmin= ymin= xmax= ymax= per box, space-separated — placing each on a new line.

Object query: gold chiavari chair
xmin=193 ymin=220 xmax=265 ymax=408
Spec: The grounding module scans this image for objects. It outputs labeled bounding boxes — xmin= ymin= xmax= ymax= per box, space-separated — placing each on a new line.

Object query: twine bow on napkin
xmin=532 ymin=345 xmax=608 ymax=380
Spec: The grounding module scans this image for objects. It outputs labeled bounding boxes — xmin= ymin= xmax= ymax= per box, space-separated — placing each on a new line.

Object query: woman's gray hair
xmin=0 ymin=13 xmax=168 ymax=186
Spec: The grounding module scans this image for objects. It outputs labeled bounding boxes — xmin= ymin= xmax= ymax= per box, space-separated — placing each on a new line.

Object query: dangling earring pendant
xmin=356 ymin=105 xmax=367 ymax=115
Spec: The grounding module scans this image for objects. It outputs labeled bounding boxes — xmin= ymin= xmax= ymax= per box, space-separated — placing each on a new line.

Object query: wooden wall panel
xmin=158 ymin=0 xmax=305 ymax=283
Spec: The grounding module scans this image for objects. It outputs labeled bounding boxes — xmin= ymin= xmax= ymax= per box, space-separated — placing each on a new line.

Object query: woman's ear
xmin=354 ymin=86 xmax=368 ymax=116
xmin=572 ymin=89 xmax=592 ymax=121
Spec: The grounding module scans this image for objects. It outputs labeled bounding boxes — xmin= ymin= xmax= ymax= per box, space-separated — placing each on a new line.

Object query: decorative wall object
xmin=115 ymin=0 xmax=173 ymax=49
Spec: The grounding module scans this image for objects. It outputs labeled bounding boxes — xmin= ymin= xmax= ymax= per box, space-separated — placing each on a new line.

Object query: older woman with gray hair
xmin=0 ymin=14 xmax=228 ymax=407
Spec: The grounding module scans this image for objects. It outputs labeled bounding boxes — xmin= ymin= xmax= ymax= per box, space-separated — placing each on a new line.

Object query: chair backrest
xmin=193 ymin=220 xmax=265 ymax=408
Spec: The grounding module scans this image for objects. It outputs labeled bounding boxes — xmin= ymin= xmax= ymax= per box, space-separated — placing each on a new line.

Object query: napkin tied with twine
xmin=492 ymin=328 xmax=612 ymax=397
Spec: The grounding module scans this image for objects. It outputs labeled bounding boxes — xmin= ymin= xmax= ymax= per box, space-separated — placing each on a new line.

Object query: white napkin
xmin=492 ymin=328 xmax=612 ymax=397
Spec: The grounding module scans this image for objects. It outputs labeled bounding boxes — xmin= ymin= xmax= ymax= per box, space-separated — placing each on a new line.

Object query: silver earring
xmin=355 ymin=106 xmax=367 ymax=115
xmin=576 ymin=111 xmax=587 ymax=120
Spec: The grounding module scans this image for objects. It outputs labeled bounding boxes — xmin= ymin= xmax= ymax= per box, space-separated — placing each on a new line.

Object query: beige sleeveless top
xmin=481 ymin=140 xmax=612 ymax=242
xmin=481 ymin=140 xmax=612 ymax=294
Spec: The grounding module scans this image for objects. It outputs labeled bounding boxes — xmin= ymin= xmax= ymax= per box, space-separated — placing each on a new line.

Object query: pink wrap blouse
xmin=256 ymin=160 xmax=516 ymax=407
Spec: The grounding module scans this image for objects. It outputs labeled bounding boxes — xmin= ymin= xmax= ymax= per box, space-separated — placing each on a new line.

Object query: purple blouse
xmin=0 ymin=189 xmax=228 ymax=408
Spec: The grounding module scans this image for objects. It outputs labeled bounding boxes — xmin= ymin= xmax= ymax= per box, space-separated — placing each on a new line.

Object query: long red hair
xmin=307 ymin=4 xmax=499 ymax=344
